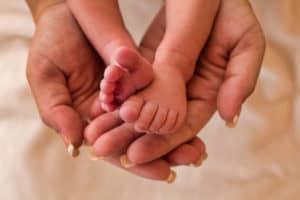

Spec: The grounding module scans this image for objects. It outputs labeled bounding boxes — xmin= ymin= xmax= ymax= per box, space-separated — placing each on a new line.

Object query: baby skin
xmin=101 ymin=46 xmax=187 ymax=133
xmin=101 ymin=0 xmax=220 ymax=134
xmin=68 ymin=0 xmax=220 ymax=134
xmin=67 ymin=0 xmax=154 ymax=112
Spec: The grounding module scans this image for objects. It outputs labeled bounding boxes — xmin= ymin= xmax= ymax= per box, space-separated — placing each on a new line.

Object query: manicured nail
xmin=165 ymin=170 xmax=176 ymax=184
xmin=226 ymin=114 xmax=240 ymax=128
xmin=67 ymin=144 xmax=80 ymax=158
xmin=191 ymin=152 xmax=208 ymax=167
xmin=82 ymin=139 xmax=91 ymax=147
xmin=88 ymin=148 xmax=104 ymax=161
xmin=120 ymin=154 xmax=136 ymax=168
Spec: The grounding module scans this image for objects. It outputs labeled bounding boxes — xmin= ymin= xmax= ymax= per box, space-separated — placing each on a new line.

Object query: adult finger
xmin=89 ymin=116 xmax=208 ymax=166
xmin=26 ymin=52 xmax=83 ymax=150
xmin=87 ymin=150 xmax=175 ymax=183
xmin=90 ymin=122 xmax=144 ymax=157
xmin=84 ymin=111 xmax=123 ymax=145
xmin=217 ymin=26 xmax=266 ymax=125
xmin=166 ymin=137 xmax=207 ymax=166
xmin=89 ymin=138 xmax=206 ymax=182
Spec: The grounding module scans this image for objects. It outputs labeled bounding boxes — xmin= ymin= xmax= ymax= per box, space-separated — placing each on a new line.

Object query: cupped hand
xmin=87 ymin=0 xmax=265 ymax=166
xmin=27 ymin=3 xmax=103 ymax=147
xmin=26 ymin=2 xmax=205 ymax=182
xmin=197 ymin=0 xmax=266 ymax=124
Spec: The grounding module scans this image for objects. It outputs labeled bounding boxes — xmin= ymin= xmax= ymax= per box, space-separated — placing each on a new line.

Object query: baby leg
xmin=67 ymin=0 xmax=154 ymax=111
xmin=67 ymin=0 xmax=135 ymax=64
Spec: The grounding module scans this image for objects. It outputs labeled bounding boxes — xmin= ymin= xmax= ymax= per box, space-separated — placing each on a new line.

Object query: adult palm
xmin=26 ymin=3 xmax=205 ymax=181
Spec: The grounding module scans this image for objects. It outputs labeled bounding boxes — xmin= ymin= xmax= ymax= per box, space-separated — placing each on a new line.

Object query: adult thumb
xmin=26 ymin=54 xmax=83 ymax=154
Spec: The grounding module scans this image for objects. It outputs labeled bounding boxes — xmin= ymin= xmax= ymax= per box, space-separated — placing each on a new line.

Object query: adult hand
xmin=26 ymin=2 xmax=205 ymax=182
xmin=27 ymin=2 xmax=102 ymax=148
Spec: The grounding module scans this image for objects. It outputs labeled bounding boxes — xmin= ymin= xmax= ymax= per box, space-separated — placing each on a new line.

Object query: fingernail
xmin=191 ymin=151 xmax=208 ymax=167
xmin=88 ymin=148 xmax=104 ymax=161
xmin=67 ymin=144 xmax=80 ymax=158
xmin=82 ymin=139 xmax=91 ymax=147
xmin=120 ymin=154 xmax=136 ymax=168
xmin=165 ymin=170 xmax=176 ymax=184
xmin=226 ymin=114 xmax=240 ymax=128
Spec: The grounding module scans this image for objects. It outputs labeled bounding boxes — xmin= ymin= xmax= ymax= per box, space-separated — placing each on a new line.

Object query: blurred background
xmin=0 ymin=0 xmax=299 ymax=199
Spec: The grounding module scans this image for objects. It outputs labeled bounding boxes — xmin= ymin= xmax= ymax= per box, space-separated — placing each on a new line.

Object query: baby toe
xmin=99 ymin=93 xmax=114 ymax=104
xmin=159 ymin=109 xmax=178 ymax=134
xmin=101 ymin=102 xmax=117 ymax=112
xmin=114 ymin=46 xmax=153 ymax=90
xmin=100 ymin=80 xmax=116 ymax=93
xmin=104 ymin=64 xmax=125 ymax=82
xmin=120 ymin=96 xmax=144 ymax=123
xmin=134 ymin=102 xmax=158 ymax=132
xmin=165 ymin=144 xmax=200 ymax=166
xmin=148 ymin=107 xmax=168 ymax=133
xmin=113 ymin=47 xmax=140 ymax=72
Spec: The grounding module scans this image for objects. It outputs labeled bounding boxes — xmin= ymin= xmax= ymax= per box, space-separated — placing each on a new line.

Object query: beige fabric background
xmin=0 ymin=0 xmax=299 ymax=199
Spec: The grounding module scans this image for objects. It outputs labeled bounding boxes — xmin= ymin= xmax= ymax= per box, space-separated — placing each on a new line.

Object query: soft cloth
xmin=0 ymin=0 xmax=299 ymax=199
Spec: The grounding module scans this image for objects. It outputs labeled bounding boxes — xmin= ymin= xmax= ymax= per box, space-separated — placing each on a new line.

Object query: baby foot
xmin=119 ymin=65 xmax=187 ymax=134
xmin=99 ymin=47 xmax=153 ymax=111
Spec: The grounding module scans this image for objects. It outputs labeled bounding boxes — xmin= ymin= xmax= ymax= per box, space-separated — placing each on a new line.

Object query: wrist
xmin=26 ymin=0 xmax=65 ymax=22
